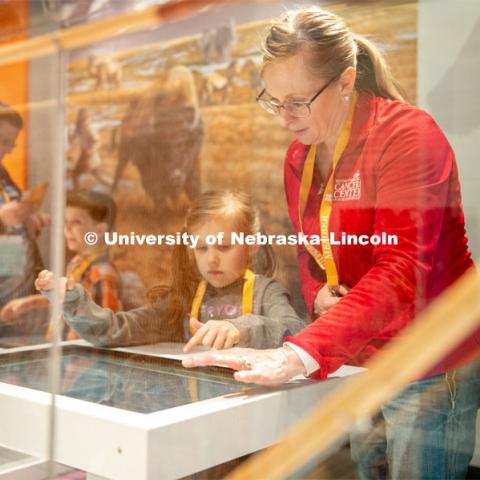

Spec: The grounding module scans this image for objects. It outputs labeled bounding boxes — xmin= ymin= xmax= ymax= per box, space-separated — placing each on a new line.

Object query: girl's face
xmin=261 ymin=52 xmax=352 ymax=146
xmin=64 ymin=206 xmax=105 ymax=254
xmin=192 ymin=218 xmax=252 ymax=289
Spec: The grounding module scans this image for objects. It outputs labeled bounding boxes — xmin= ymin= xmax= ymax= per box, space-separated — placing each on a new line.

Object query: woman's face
xmin=261 ymin=53 xmax=350 ymax=146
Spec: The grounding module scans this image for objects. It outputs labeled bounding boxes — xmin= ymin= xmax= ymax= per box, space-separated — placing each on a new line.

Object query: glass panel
xmin=0 ymin=0 xmax=478 ymax=479
xmin=281 ymin=355 xmax=480 ymax=480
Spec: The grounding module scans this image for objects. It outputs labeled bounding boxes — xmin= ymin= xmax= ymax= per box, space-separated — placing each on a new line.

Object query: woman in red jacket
xmin=184 ymin=6 xmax=480 ymax=479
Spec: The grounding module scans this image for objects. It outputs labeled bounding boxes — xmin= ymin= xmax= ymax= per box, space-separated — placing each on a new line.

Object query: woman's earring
xmin=343 ymin=95 xmax=350 ymax=101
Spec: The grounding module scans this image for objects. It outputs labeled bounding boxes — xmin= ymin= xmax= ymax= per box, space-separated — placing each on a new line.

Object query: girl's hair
xmin=146 ymin=190 xmax=276 ymax=340
xmin=261 ymin=6 xmax=405 ymax=102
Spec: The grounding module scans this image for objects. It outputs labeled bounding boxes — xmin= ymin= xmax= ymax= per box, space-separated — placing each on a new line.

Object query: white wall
xmin=418 ymin=0 xmax=480 ymax=260
xmin=418 ymin=1 xmax=480 ymax=468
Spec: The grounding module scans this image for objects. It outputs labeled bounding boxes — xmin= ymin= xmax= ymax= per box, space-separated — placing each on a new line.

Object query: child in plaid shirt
xmin=1 ymin=190 xmax=121 ymax=340
xmin=47 ymin=190 xmax=121 ymax=340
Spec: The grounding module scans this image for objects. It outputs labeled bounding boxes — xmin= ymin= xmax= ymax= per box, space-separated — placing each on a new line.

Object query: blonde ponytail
xmin=353 ymin=34 xmax=405 ymax=101
xmin=262 ymin=6 xmax=405 ymax=102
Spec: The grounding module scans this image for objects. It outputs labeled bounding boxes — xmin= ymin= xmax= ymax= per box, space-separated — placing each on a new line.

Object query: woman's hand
xmin=183 ymin=318 xmax=240 ymax=352
xmin=313 ymin=284 xmax=350 ymax=317
xmin=182 ymin=346 xmax=306 ymax=386
xmin=35 ymin=270 xmax=74 ymax=303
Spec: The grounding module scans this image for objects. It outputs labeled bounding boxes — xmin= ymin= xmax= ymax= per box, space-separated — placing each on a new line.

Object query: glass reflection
xmin=0 ymin=346 xmax=248 ymax=414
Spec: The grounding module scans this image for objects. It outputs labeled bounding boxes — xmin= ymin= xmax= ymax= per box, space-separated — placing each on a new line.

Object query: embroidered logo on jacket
xmin=334 ymin=172 xmax=361 ymax=201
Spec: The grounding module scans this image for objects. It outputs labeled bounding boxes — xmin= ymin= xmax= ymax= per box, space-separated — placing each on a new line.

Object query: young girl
xmin=35 ymin=190 xmax=305 ymax=351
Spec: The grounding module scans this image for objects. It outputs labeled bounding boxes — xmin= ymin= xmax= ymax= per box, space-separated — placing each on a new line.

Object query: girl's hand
xmin=182 ymin=346 xmax=306 ymax=386
xmin=35 ymin=270 xmax=74 ymax=303
xmin=313 ymin=284 xmax=350 ymax=317
xmin=183 ymin=318 xmax=241 ymax=352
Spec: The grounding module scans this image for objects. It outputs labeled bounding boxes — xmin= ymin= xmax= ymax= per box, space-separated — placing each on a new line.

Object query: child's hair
xmin=0 ymin=102 xmax=23 ymax=129
xmin=66 ymin=190 xmax=116 ymax=230
xmin=147 ymin=190 xmax=276 ymax=340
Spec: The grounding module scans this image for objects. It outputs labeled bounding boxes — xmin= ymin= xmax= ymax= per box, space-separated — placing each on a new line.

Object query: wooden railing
xmin=0 ymin=2 xmax=476 ymax=478
xmin=0 ymin=0 xmax=227 ymax=66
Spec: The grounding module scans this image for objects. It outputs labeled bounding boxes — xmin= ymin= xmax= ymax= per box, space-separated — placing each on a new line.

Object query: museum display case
xmin=0 ymin=341 xmax=363 ymax=478
xmin=0 ymin=1 xmax=478 ymax=478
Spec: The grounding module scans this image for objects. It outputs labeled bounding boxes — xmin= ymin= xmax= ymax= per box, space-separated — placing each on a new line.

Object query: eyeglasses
xmin=256 ymin=75 xmax=339 ymax=118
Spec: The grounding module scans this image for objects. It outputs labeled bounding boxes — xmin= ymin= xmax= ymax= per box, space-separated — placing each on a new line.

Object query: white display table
xmin=0 ymin=340 xmax=363 ymax=480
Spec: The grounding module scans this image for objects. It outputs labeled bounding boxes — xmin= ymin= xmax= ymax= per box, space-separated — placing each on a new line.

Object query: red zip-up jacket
xmin=284 ymin=92 xmax=478 ymax=381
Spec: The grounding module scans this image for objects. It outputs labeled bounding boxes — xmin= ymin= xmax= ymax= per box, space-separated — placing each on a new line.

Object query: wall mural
xmin=65 ymin=1 xmax=417 ymax=314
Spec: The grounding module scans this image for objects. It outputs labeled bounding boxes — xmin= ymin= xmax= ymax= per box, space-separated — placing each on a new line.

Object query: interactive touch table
xmin=0 ymin=341 xmax=363 ymax=479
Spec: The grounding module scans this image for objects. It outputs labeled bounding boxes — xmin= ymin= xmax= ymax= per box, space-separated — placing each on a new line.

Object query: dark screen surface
xmin=0 ymin=346 xmax=249 ymax=413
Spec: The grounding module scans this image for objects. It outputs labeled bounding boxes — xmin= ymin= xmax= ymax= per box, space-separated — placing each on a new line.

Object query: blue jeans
xmin=350 ymin=359 xmax=480 ymax=480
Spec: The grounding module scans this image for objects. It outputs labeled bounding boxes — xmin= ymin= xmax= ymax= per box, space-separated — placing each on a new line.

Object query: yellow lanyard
xmin=298 ymin=91 xmax=357 ymax=287
xmin=66 ymin=253 xmax=98 ymax=283
xmin=189 ymin=268 xmax=255 ymax=336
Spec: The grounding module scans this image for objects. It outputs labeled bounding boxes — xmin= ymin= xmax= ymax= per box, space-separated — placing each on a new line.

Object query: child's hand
xmin=183 ymin=318 xmax=240 ymax=352
xmin=313 ymin=284 xmax=350 ymax=317
xmin=35 ymin=270 xmax=75 ymax=303
xmin=0 ymin=295 xmax=49 ymax=323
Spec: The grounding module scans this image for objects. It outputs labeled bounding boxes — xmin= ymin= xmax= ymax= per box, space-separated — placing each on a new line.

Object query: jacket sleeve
xmin=60 ymin=284 xmax=173 ymax=347
xmin=228 ymin=278 xmax=306 ymax=349
xmin=286 ymin=111 xmax=457 ymax=379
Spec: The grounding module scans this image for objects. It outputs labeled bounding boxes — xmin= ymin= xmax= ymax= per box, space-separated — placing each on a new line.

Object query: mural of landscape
xmin=65 ymin=0 xmax=417 ymax=314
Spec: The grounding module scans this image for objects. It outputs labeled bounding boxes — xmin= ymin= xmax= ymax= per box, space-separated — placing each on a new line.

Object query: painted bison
xmin=112 ymin=66 xmax=203 ymax=211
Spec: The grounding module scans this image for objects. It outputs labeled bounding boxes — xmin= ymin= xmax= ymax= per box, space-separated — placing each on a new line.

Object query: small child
xmin=47 ymin=190 xmax=122 ymax=340
xmin=36 ymin=190 xmax=304 ymax=350
xmin=1 ymin=190 xmax=122 ymax=340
